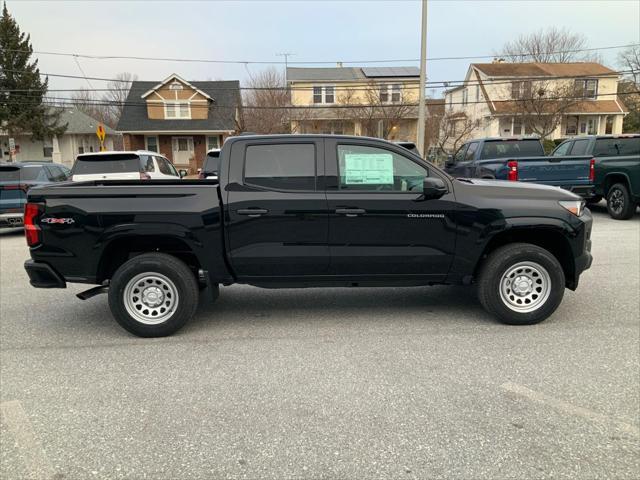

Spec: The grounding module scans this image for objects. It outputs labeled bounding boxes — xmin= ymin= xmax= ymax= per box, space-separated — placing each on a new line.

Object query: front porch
xmin=122 ymin=133 xmax=225 ymax=174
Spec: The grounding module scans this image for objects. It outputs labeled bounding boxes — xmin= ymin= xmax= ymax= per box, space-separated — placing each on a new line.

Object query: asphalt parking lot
xmin=1 ymin=204 xmax=638 ymax=479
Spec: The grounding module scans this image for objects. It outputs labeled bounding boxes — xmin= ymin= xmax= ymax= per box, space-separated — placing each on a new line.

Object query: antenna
xmin=276 ymin=52 xmax=296 ymax=81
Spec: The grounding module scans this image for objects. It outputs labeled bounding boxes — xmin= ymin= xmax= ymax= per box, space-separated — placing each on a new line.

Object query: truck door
xmin=225 ymin=138 xmax=330 ymax=277
xmin=324 ymin=139 xmax=456 ymax=280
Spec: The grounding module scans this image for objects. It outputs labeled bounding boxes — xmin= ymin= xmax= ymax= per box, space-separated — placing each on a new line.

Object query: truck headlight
xmin=559 ymin=200 xmax=586 ymax=217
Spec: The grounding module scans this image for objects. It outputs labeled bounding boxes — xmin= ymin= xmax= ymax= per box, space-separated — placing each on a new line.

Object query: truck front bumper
xmin=24 ymin=260 xmax=67 ymax=288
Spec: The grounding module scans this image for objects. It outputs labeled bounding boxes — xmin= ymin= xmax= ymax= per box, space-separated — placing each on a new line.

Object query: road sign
xmin=96 ymin=124 xmax=106 ymax=142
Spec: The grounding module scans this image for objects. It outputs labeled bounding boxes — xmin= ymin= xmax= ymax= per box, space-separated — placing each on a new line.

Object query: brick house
xmin=117 ymin=74 xmax=240 ymax=173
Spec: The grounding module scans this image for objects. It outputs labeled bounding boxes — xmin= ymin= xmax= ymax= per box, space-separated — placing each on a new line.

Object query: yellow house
xmin=442 ymin=62 xmax=628 ymax=149
xmin=287 ymin=66 xmax=421 ymax=142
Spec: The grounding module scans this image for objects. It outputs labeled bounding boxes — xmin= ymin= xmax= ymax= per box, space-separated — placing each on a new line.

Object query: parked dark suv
xmin=0 ymin=162 xmax=71 ymax=228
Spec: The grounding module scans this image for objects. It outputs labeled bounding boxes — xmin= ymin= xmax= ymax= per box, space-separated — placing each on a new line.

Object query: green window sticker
xmin=343 ymin=153 xmax=394 ymax=185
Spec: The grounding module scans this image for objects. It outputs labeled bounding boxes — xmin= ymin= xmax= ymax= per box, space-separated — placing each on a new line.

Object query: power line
xmin=4 ymin=90 xmax=637 ymax=111
xmin=1 ymin=43 xmax=637 ymax=65
xmin=1 ymin=68 xmax=637 ymax=92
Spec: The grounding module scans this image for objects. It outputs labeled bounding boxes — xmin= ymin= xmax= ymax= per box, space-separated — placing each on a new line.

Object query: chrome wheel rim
xmin=123 ymin=272 xmax=179 ymax=325
xmin=609 ymin=189 xmax=624 ymax=214
xmin=499 ymin=261 xmax=551 ymax=313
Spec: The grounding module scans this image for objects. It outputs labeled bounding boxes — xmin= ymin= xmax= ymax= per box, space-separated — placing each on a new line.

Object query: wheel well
xmin=603 ymin=174 xmax=629 ymax=196
xmin=475 ymin=229 xmax=575 ymax=287
xmin=97 ymin=236 xmax=201 ymax=284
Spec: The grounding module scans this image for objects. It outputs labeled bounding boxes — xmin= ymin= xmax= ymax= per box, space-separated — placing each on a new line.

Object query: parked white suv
xmin=71 ymin=151 xmax=184 ymax=181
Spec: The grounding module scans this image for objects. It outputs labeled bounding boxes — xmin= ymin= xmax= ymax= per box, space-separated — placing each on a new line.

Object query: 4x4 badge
xmin=41 ymin=217 xmax=75 ymax=224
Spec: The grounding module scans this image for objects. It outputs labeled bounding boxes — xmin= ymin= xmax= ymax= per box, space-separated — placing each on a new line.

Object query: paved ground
xmin=1 ymin=204 xmax=638 ymax=479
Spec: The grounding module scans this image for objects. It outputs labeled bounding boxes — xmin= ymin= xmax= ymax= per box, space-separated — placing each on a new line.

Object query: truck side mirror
xmin=445 ymin=154 xmax=455 ymax=167
xmin=178 ymin=169 xmax=188 ymax=178
xmin=421 ymin=177 xmax=448 ymax=200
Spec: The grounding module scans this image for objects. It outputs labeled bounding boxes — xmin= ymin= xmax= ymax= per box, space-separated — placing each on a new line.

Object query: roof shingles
xmin=116 ymin=80 xmax=240 ymax=132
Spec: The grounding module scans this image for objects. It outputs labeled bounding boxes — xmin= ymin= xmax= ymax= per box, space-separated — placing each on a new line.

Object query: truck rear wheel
xmin=108 ymin=253 xmax=199 ymax=337
xmin=606 ymin=183 xmax=635 ymax=220
xmin=477 ymin=243 xmax=565 ymax=325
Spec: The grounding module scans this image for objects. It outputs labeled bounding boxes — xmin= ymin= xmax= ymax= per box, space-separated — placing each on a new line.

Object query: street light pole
xmin=416 ymin=0 xmax=428 ymax=157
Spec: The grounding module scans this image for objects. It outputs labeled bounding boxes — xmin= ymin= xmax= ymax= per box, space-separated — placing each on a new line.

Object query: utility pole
xmin=416 ymin=0 xmax=428 ymax=157
xmin=276 ymin=52 xmax=296 ymax=82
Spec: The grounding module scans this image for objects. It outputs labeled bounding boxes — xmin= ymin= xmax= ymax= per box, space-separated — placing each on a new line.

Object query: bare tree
xmin=240 ymin=67 xmax=291 ymax=134
xmin=71 ymin=87 xmax=114 ymax=126
xmin=617 ymin=45 xmax=640 ymax=132
xmin=103 ymin=72 xmax=137 ymax=125
xmin=437 ymin=113 xmax=479 ymax=153
xmin=498 ymin=27 xmax=592 ymax=63
xmin=506 ymin=80 xmax=580 ymax=139
xmin=337 ymin=81 xmax=415 ymax=138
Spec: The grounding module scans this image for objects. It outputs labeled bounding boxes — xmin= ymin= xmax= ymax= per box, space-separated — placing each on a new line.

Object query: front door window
xmin=171 ymin=137 xmax=193 ymax=166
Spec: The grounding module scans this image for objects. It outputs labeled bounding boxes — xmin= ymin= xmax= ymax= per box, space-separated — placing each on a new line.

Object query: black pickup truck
xmin=24 ymin=135 xmax=593 ymax=337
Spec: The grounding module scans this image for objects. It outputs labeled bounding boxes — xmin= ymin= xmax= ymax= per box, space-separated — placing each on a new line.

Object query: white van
xmin=71 ymin=151 xmax=184 ymax=181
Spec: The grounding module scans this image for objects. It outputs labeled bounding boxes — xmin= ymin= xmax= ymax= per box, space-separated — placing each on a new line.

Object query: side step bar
xmin=76 ymin=285 xmax=109 ymax=300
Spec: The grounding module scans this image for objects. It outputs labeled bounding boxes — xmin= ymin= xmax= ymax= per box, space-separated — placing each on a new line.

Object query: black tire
xmin=585 ymin=195 xmax=602 ymax=205
xmin=606 ymin=183 xmax=635 ymax=220
xmin=477 ymin=243 xmax=565 ymax=325
xmin=108 ymin=253 xmax=199 ymax=337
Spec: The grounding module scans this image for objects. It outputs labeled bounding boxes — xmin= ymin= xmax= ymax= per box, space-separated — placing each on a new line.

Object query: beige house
xmin=117 ymin=74 xmax=240 ymax=174
xmin=443 ymin=62 xmax=628 ymax=148
xmin=0 ymin=107 xmax=115 ymax=167
xmin=287 ymin=66 xmax=422 ymax=142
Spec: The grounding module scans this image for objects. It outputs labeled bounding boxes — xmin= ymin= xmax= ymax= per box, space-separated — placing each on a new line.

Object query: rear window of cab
xmin=72 ymin=154 xmax=140 ymax=175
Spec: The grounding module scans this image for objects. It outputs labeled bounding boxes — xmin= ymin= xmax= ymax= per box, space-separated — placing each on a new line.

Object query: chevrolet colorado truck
xmin=23 ymin=135 xmax=593 ymax=337
xmin=550 ymin=135 xmax=639 ymax=220
xmin=444 ymin=137 xmax=594 ymax=197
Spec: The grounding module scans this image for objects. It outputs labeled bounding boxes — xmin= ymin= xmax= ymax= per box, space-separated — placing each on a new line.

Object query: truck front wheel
xmin=108 ymin=253 xmax=199 ymax=337
xmin=606 ymin=183 xmax=635 ymax=220
xmin=477 ymin=243 xmax=565 ymax=325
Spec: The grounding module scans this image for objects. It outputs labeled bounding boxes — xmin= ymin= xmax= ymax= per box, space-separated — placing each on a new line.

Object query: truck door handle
xmin=336 ymin=208 xmax=366 ymax=217
xmin=237 ymin=208 xmax=269 ymax=217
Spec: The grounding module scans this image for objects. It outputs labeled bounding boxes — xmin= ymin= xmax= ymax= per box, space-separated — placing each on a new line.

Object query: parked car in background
xmin=444 ymin=137 xmax=595 ymax=198
xmin=198 ymin=149 xmax=221 ymax=180
xmin=71 ymin=151 xmax=185 ymax=182
xmin=0 ymin=162 xmax=70 ymax=228
xmin=550 ymin=135 xmax=639 ymax=220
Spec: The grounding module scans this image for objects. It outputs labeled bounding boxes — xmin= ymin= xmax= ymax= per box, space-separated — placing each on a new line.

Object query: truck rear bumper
xmin=24 ymin=260 xmax=67 ymax=288
xmin=563 ymin=185 xmax=596 ymax=198
xmin=0 ymin=212 xmax=24 ymax=228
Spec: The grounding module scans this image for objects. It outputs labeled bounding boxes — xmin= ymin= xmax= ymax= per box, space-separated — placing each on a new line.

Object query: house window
xmin=566 ymin=116 xmax=578 ymax=135
xmin=462 ymin=89 xmax=468 ymax=106
xmin=312 ymin=86 xmax=334 ymax=104
xmin=380 ymin=84 xmax=402 ymax=104
xmin=605 ymin=115 xmax=614 ymax=134
xmin=513 ymin=117 xmax=523 ymax=135
xmin=207 ymin=136 xmax=220 ymax=150
xmin=169 ymin=81 xmax=183 ymax=91
xmin=575 ymin=79 xmax=598 ymax=99
xmin=587 ymin=118 xmax=596 ymax=135
xmin=165 ymin=102 xmax=190 ymax=119
xmin=146 ymin=136 xmax=159 ymax=153
xmin=43 ymin=138 xmax=53 ymax=157
xmin=511 ymin=81 xmax=532 ymax=100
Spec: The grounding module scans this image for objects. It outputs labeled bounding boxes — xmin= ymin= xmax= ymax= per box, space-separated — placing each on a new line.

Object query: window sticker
xmin=343 ymin=153 xmax=394 ymax=184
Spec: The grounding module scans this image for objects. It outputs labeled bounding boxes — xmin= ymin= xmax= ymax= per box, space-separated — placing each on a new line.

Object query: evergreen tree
xmin=0 ymin=1 xmax=66 ymax=158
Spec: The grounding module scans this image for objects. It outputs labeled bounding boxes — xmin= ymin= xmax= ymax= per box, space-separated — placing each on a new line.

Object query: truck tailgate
xmin=517 ymin=156 xmax=592 ymax=186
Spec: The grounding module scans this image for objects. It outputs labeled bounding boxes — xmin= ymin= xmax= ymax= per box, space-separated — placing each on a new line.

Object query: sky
xmin=6 ymin=0 xmax=640 ymax=98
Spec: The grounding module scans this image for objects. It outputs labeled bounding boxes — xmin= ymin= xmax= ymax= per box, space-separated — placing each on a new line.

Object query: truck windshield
xmin=73 ymin=154 xmax=140 ymax=175
xmin=479 ymin=140 xmax=544 ymax=159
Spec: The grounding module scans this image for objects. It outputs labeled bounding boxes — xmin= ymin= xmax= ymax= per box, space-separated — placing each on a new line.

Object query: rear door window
xmin=453 ymin=145 xmax=468 ymax=163
xmin=569 ymin=139 xmax=590 ymax=155
xmin=244 ymin=144 xmax=316 ymax=191
xmin=140 ymin=155 xmax=155 ymax=173
xmin=593 ymin=137 xmax=640 ymax=156
xmin=72 ymin=154 xmax=140 ymax=175
xmin=46 ymin=165 xmax=67 ymax=182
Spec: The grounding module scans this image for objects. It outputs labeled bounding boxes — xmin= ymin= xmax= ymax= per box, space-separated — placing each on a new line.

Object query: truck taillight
xmin=507 ymin=160 xmax=518 ymax=181
xmin=24 ymin=202 xmax=44 ymax=247
xmin=589 ymin=158 xmax=595 ymax=183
